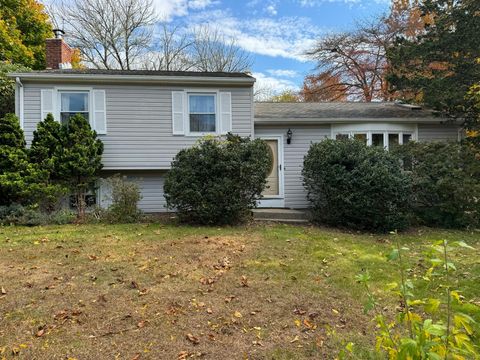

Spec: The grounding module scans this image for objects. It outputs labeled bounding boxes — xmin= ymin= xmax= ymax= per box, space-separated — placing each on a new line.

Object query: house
xmin=9 ymin=34 xmax=463 ymax=212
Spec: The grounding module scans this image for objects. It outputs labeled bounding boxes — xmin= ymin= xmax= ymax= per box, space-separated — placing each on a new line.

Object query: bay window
xmin=332 ymin=124 xmax=416 ymax=150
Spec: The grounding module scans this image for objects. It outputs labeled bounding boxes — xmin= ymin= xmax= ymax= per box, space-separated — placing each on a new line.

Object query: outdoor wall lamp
xmin=286 ymin=128 xmax=293 ymax=144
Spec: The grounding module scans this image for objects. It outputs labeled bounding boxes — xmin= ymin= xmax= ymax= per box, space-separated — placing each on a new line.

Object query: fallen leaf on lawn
xmin=130 ymin=281 xmax=140 ymax=289
xmin=88 ymin=255 xmax=98 ymax=261
xmin=138 ymin=288 xmax=149 ymax=296
xmin=233 ymin=311 xmax=242 ymax=318
xmin=1 ymin=287 xmax=6 ymax=295
xmin=200 ymin=277 xmax=215 ymax=285
xmin=207 ymin=334 xmax=216 ymax=341
xmin=252 ymin=340 xmax=264 ymax=346
xmin=186 ymin=333 xmax=199 ymax=345
xmin=303 ymin=319 xmax=315 ymax=329
xmin=332 ymin=309 xmax=339 ymax=315
xmin=309 ymin=312 xmax=319 ymax=319
xmin=206 ymin=308 xmax=213 ymax=314
xmin=294 ymin=319 xmax=301 ymax=327
xmin=131 ymin=354 xmax=140 ymax=360
xmin=35 ymin=327 xmax=46 ymax=337
xmin=178 ymin=351 xmax=189 ymax=360
xmin=224 ymin=295 xmax=235 ymax=303
xmin=137 ymin=320 xmax=147 ymax=328
xmin=290 ymin=335 xmax=300 ymax=343
xmin=240 ymin=276 xmax=248 ymax=287
xmin=293 ymin=307 xmax=306 ymax=315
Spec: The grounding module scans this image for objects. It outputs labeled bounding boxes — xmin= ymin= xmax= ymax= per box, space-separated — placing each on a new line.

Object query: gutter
xmin=8 ymin=72 xmax=255 ymax=86
xmin=15 ymin=77 xmax=24 ymax=129
xmin=253 ymin=117 xmax=455 ymax=125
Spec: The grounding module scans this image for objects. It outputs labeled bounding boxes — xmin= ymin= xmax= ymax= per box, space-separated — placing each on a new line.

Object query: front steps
xmin=252 ymin=208 xmax=310 ymax=224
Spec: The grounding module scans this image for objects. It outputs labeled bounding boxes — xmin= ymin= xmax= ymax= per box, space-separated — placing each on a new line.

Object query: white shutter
xmin=92 ymin=90 xmax=107 ymax=134
xmin=40 ymin=89 xmax=54 ymax=121
xmin=219 ymin=92 xmax=232 ymax=134
xmin=172 ymin=91 xmax=185 ymax=135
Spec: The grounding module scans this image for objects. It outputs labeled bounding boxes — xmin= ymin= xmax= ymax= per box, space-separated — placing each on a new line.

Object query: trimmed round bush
xmin=392 ymin=141 xmax=480 ymax=229
xmin=164 ymin=134 xmax=271 ymax=225
xmin=303 ymin=139 xmax=411 ymax=232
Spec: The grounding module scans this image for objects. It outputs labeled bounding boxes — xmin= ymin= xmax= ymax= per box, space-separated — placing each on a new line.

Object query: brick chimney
xmin=46 ymin=29 xmax=73 ymax=69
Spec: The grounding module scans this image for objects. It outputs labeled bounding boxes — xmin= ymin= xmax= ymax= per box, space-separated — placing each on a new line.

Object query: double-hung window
xmin=188 ymin=93 xmax=216 ymax=133
xmin=59 ymin=91 xmax=90 ymax=125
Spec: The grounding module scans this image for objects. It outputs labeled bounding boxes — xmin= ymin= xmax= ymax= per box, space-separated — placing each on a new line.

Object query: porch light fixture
xmin=286 ymin=128 xmax=293 ymax=144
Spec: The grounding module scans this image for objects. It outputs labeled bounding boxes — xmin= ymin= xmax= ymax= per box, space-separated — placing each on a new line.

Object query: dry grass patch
xmin=0 ymin=224 xmax=478 ymax=359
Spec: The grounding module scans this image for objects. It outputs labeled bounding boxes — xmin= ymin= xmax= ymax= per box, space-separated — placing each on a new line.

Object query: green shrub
xmin=0 ymin=113 xmax=48 ymax=206
xmin=56 ymin=114 xmax=103 ymax=220
xmin=103 ymin=174 xmax=142 ymax=223
xmin=357 ymin=236 xmax=479 ymax=359
xmin=303 ymin=139 xmax=411 ymax=232
xmin=0 ymin=62 xmax=30 ymax=118
xmin=164 ymin=134 xmax=271 ymax=225
xmin=393 ymin=142 xmax=480 ymax=229
xmin=0 ymin=204 xmax=75 ymax=226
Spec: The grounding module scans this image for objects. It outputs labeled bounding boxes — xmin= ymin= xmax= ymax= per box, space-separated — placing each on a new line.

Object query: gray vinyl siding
xmin=417 ymin=123 xmax=461 ymax=142
xmin=99 ymin=171 xmax=167 ymax=212
xmin=22 ymin=83 xmax=253 ymax=170
xmin=255 ymin=125 xmax=330 ymax=209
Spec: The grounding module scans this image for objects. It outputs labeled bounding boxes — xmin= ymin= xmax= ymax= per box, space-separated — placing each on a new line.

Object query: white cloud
xmin=253 ymin=72 xmax=298 ymax=100
xmin=152 ymin=0 xmax=218 ymax=21
xmin=188 ymin=10 xmax=322 ymax=61
xmin=265 ymin=4 xmax=277 ymax=16
xmin=267 ymin=69 xmax=298 ymax=78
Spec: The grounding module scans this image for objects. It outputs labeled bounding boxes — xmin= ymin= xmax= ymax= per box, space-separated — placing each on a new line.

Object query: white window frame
xmin=58 ymin=90 xmax=91 ymax=126
xmin=54 ymin=86 xmax=94 ymax=127
xmin=186 ymin=91 xmax=219 ymax=136
xmin=331 ymin=123 xmax=417 ymax=150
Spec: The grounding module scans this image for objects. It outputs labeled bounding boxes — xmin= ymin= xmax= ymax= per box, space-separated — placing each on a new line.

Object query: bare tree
xmin=143 ymin=23 xmax=194 ymax=71
xmin=306 ymin=12 xmax=411 ymax=102
xmin=57 ymin=0 xmax=156 ymax=69
xmin=192 ymin=26 xmax=252 ymax=72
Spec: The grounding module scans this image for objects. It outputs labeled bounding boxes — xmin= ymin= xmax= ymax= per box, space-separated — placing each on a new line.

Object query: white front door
xmin=258 ymin=136 xmax=285 ymax=208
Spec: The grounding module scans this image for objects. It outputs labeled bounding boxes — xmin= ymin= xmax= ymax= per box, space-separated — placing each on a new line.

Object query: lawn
xmin=0 ymin=223 xmax=479 ymax=359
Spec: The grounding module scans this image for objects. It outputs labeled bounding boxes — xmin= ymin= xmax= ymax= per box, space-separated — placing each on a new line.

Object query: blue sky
xmin=155 ymin=0 xmax=391 ymax=94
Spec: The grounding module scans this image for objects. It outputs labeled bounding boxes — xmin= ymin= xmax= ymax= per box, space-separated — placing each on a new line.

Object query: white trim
xmin=255 ymin=134 xmax=285 ymax=208
xmin=9 ymin=73 xmax=255 ymax=85
xmin=185 ymin=91 xmax=219 ymax=137
xmin=15 ymin=77 xmax=24 ymax=129
xmin=52 ymin=86 xmax=108 ymax=134
xmin=92 ymin=89 xmax=107 ymax=135
xmin=331 ymin=123 xmax=418 ymax=150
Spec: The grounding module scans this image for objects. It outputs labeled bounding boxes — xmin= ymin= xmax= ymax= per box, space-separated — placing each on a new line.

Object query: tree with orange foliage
xmin=300 ymin=71 xmax=347 ymax=102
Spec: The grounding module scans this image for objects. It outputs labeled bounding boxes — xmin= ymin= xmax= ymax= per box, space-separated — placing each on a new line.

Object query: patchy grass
xmin=0 ymin=223 xmax=478 ymax=359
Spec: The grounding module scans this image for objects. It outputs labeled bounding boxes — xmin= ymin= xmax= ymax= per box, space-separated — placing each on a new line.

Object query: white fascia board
xmin=8 ymin=72 xmax=255 ymax=86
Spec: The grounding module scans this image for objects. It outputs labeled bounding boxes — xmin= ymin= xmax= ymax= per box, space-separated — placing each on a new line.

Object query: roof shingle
xmin=254 ymin=102 xmax=444 ymax=123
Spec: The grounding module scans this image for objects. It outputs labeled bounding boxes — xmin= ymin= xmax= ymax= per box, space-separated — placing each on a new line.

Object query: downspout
xmin=15 ymin=77 xmax=24 ymax=129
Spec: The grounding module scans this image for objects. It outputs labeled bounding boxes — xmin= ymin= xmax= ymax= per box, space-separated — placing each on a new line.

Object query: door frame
xmin=256 ymin=135 xmax=285 ymax=208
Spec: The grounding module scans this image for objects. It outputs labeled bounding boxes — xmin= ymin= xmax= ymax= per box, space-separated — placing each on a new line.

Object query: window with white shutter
xmin=219 ymin=92 xmax=232 ymax=134
xmin=92 ymin=90 xmax=107 ymax=134
xmin=40 ymin=89 xmax=54 ymax=121
xmin=172 ymin=91 xmax=185 ymax=135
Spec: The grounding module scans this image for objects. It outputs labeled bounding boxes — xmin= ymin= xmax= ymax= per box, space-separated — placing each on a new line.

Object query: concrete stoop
xmin=252 ymin=208 xmax=310 ymax=224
